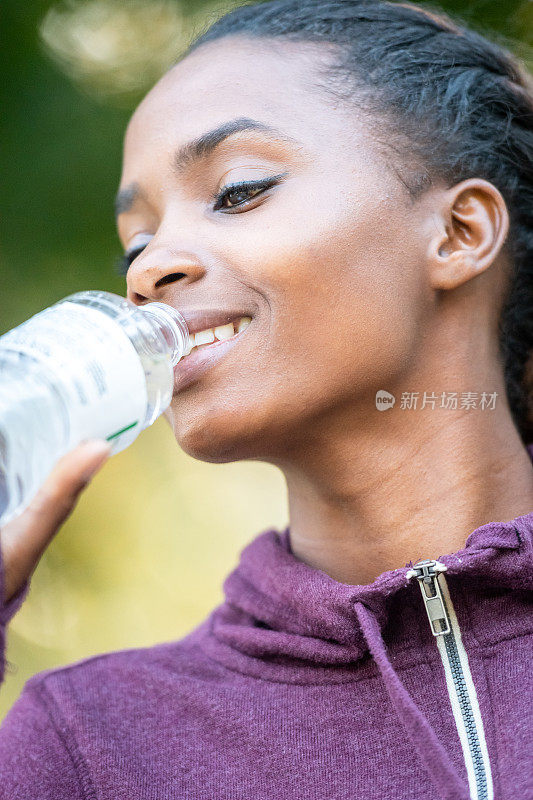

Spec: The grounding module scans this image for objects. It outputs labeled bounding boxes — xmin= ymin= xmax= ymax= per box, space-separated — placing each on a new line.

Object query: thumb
xmin=76 ymin=439 xmax=113 ymax=485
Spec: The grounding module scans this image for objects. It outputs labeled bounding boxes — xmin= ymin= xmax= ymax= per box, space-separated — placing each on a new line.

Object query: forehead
xmin=124 ymin=36 xmax=366 ymax=160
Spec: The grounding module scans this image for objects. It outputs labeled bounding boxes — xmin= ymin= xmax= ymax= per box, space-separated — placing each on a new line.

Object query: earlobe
xmin=429 ymin=178 xmax=509 ymax=291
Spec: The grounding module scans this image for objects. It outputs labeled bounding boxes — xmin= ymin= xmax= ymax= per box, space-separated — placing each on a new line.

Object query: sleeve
xmin=0 ymin=551 xmax=87 ymax=798
xmin=0 ymin=681 xmax=85 ymax=799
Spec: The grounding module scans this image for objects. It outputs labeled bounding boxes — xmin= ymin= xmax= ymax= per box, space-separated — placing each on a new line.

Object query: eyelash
xmin=211 ymin=173 xmax=288 ymax=210
xmin=114 ymin=246 xmax=145 ymax=277
xmin=114 ymin=173 xmax=288 ymax=276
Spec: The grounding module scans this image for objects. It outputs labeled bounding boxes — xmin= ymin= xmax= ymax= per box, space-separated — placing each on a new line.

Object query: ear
xmin=428 ymin=178 xmax=509 ymax=291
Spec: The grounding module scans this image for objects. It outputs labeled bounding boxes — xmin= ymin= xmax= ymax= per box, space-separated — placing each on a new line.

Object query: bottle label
xmin=0 ymin=301 xmax=148 ymax=451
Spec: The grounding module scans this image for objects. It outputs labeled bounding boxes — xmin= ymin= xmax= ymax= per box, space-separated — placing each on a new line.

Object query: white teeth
xmin=194 ymin=329 xmax=215 ymax=346
xmin=183 ymin=336 xmax=194 ymax=356
xmin=181 ymin=316 xmax=252 ymax=358
xmin=214 ymin=323 xmax=234 ymax=341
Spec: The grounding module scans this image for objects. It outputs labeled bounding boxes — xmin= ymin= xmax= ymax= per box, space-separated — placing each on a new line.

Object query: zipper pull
xmin=406 ymin=559 xmax=451 ymax=636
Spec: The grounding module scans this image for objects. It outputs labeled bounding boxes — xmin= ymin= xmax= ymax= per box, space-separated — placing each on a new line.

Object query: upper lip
xmin=172 ymin=308 xmax=252 ymax=337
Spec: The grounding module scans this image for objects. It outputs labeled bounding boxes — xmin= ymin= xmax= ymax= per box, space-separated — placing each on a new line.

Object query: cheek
xmin=169 ymin=182 xmax=427 ymax=460
xmin=224 ymin=183 xmax=426 ymax=402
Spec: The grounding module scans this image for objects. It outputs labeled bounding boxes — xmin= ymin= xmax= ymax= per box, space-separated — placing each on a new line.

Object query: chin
xmin=167 ymin=404 xmax=262 ymax=464
xmin=176 ymin=432 xmax=247 ymax=464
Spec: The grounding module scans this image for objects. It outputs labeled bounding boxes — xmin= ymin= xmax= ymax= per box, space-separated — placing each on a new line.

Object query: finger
xmin=1 ymin=440 xmax=111 ymax=585
xmin=24 ymin=438 xmax=111 ymax=534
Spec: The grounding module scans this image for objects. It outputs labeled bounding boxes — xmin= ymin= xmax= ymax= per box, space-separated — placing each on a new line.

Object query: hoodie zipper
xmin=407 ymin=560 xmax=493 ymax=800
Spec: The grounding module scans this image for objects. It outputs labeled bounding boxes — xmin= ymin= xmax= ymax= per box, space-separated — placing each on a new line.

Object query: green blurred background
xmin=1 ymin=0 xmax=531 ymax=720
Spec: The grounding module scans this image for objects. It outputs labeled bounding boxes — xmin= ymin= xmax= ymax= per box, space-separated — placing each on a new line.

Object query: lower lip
xmin=172 ymin=328 xmax=249 ymax=394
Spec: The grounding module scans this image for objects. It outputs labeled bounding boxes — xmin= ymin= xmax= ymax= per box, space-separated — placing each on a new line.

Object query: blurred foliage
xmin=1 ymin=0 xmax=531 ymax=721
xmin=39 ymin=0 xmax=243 ymax=104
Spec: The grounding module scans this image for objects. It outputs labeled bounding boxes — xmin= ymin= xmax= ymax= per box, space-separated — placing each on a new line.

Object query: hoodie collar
xmin=203 ymin=445 xmax=533 ymax=681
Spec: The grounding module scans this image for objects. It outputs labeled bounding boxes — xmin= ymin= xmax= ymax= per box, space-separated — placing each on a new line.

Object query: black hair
xmin=187 ymin=0 xmax=533 ymax=443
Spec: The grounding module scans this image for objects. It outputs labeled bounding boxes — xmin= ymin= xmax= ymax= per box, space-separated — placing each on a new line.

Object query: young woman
xmin=1 ymin=1 xmax=532 ymax=798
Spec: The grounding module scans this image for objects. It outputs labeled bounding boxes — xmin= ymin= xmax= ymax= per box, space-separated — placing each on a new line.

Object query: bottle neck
xmin=139 ymin=303 xmax=189 ymax=366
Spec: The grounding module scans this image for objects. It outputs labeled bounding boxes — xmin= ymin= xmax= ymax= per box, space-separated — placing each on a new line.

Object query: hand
xmin=0 ymin=440 xmax=112 ymax=604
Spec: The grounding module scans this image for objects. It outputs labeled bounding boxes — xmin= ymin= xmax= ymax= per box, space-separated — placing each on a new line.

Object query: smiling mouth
xmin=181 ymin=316 xmax=252 ymax=360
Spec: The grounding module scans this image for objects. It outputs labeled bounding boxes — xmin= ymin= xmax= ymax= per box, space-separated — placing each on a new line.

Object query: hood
xmin=203 ymin=443 xmax=533 ymax=800
xmin=211 ymin=482 xmax=533 ymax=673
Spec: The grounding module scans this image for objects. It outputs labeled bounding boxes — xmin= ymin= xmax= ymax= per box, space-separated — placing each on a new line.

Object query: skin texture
xmin=116 ymin=36 xmax=533 ymax=584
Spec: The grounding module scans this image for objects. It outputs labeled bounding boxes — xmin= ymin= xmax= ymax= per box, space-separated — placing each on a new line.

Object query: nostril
xmin=155 ymin=272 xmax=187 ymax=288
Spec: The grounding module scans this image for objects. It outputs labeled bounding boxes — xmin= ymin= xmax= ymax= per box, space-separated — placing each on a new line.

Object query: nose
xmin=126 ymin=242 xmax=207 ymax=306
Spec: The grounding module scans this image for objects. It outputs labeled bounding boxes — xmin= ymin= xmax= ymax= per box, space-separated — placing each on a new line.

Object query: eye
xmin=212 ymin=172 xmax=289 ymax=212
xmin=113 ymin=243 xmax=148 ymax=276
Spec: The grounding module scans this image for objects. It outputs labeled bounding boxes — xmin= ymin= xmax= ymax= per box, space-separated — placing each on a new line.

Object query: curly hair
xmin=187 ymin=0 xmax=533 ymax=442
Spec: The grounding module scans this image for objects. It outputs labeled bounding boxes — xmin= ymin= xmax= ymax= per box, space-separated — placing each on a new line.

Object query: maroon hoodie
xmin=0 ymin=447 xmax=532 ymax=799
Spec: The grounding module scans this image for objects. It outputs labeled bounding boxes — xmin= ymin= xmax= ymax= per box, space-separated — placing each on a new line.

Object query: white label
xmin=0 ymin=301 xmax=148 ymax=452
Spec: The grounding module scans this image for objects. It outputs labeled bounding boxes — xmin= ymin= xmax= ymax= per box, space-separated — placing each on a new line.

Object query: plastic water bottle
xmin=0 ymin=290 xmax=189 ymax=526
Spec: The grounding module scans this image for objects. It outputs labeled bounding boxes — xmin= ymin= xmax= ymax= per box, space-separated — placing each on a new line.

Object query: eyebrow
xmin=114 ymin=183 xmax=140 ymax=218
xmin=115 ymin=116 xmax=297 ymax=219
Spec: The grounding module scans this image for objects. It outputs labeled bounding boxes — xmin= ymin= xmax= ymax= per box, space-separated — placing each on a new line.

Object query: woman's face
xmin=117 ymin=37 xmax=434 ymax=463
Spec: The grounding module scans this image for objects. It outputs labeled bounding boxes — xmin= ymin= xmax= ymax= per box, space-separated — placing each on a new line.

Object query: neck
xmin=276 ymin=391 xmax=533 ymax=586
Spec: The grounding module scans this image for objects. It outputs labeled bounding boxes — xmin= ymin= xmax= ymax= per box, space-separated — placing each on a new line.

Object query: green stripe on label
xmin=106 ymin=421 xmax=139 ymax=441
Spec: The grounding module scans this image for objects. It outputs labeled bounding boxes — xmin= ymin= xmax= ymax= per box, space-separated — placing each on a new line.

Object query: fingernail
xmin=80 ymin=440 xmax=112 ymax=480
xmin=81 ymin=439 xmax=112 ymax=457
